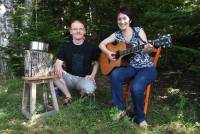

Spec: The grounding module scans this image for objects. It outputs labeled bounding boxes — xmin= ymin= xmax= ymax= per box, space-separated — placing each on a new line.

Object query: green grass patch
xmin=0 ymin=75 xmax=199 ymax=134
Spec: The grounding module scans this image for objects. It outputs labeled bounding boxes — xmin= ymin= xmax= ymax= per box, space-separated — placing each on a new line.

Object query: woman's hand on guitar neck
xmin=144 ymin=42 xmax=153 ymax=53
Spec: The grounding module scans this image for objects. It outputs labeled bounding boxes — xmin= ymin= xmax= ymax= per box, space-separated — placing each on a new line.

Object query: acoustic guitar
xmin=100 ymin=34 xmax=172 ymax=75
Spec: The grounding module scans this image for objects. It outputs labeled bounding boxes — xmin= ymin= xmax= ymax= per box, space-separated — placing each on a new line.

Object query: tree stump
xmin=24 ymin=50 xmax=54 ymax=77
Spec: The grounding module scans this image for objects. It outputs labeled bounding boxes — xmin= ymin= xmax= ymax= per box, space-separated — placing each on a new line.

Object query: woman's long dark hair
xmin=117 ymin=6 xmax=133 ymax=21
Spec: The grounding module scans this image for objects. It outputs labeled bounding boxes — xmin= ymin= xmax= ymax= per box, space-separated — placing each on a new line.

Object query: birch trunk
xmin=0 ymin=0 xmax=14 ymax=74
xmin=23 ymin=0 xmax=32 ymax=27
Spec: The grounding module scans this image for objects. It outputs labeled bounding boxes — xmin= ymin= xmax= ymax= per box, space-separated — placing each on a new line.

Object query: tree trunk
xmin=0 ymin=0 xmax=14 ymax=74
xmin=23 ymin=0 xmax=32 ymax=27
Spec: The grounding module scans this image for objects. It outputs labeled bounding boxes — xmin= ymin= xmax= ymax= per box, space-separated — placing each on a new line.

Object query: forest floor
xmin=0 ymin=69 xmax=199 ymax=134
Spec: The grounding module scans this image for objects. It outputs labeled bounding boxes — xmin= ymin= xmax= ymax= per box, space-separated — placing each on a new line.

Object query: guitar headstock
xmin=152 ymin=34 xmax=172 ymax=48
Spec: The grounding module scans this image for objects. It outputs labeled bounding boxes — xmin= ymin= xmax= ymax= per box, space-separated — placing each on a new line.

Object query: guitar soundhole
xmin=115 ymin=51 xmax=120 ymax=59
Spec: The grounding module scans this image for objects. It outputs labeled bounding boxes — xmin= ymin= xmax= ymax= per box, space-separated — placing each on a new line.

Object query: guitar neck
xmin=119 ymin=43 xmax=145 ymax=57
xmin=117 ymin=34 xmax=171 ymax=57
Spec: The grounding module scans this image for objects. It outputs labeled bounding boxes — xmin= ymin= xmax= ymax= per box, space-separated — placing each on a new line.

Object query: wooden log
xmin=24 ymin=50 xmax=54 ymax=77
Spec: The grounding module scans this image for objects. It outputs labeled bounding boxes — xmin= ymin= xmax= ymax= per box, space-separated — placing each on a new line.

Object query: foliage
xmin=0 ymin=1 xmax=199 ymax=133
xmin=4 ymin=1 xmax=67 ymax=75
xmin=1 ymin=0 xmax=199 ymax=75
xmin=158 ymin=45 xmax=200 ymax=76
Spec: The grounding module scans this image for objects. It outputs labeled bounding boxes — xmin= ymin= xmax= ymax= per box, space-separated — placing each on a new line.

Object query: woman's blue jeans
xmin=110 ymin=65 xmax=157 ymax=123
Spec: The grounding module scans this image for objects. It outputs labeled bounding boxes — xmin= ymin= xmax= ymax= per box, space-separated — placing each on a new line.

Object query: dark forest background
xmin=1 ymin=0 xmax=199 ymax=76
xmin=0 ymin=1 xmax=200 ymax=133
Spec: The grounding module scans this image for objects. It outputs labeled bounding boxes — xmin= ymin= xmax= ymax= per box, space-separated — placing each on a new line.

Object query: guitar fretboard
xmin=119 ymin=44 xmax=145 ymax=57
xmin=116 ymin=34 xmax=171 ymax=58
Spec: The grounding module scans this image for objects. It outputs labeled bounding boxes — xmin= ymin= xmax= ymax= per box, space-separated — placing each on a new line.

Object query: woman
xmin=99 ymin=7 xmax=157 ymax=128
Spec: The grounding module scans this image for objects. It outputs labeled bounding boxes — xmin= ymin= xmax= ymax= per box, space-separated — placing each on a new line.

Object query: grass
xmin=0 ymin=72 xmax=199 ymax=134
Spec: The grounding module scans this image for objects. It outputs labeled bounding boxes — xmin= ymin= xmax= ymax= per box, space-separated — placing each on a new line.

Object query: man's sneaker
xmin=62 ymin=97 xmax=72 ymax=107
xmin=139 ymin=120 xmax=148 ymax=129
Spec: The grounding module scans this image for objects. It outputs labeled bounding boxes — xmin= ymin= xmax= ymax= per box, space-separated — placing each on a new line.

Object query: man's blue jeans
xmin=110 ymin=65 xmax=157 ymax=123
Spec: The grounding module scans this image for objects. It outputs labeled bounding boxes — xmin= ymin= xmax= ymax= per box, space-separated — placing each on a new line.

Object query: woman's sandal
xmin=139 ymin=120 xmax=148 ymax=129
xmin=112 ymin=110 xmax=126 ymax=121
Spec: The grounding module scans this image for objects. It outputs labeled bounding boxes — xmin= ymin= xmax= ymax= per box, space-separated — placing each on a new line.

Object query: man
xmin=54 ymin=20 xmax=99 ymax=105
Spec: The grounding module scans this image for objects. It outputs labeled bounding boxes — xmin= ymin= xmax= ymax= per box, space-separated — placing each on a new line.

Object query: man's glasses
xmin=71 ymin=28 xmax=85 ymax=31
